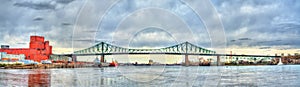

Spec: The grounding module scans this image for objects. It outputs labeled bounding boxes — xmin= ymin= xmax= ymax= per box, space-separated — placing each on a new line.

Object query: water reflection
xmin=1 ymin=65 xmax=300 ymax=86
xmin=28 ymin=70 xmax=51 ymax=87
xmin=0 ymin=69 xmax=51 ymax=86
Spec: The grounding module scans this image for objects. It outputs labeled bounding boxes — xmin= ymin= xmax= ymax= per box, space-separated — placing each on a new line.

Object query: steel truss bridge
xmin=55 ymin=41 xmax=280 ymax=66
xmin=74 ymin=42 xmax=216 ymax=55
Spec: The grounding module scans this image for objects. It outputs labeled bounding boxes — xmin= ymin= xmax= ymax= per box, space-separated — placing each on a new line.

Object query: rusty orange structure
xmin=0 ymin=36 xmax=52 ymax=62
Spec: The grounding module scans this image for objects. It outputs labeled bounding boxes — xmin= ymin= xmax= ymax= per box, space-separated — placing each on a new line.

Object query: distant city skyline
xmin=0 ymin=0 xmax=300 ymax=55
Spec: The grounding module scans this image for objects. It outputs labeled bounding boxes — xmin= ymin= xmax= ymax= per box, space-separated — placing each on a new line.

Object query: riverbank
xmin=1 ymin=63 xmax=86 ymax=69
xmin=3 ymin=62 xmax=300 ymax=69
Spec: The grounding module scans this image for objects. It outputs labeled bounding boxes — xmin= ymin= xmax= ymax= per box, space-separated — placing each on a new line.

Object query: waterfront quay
xmin=2 ymin=63 xmax=84 ymax=69
xmin=0 ymin=63 xmax=89 ymax=69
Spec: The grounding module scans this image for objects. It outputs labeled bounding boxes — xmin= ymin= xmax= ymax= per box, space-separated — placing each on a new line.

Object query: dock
xmin=3 ymin=63 xmax=86 ymax=69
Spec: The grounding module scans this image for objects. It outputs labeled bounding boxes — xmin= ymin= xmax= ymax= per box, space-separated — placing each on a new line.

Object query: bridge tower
xmin=100 ymin=42 xmax=105 ymax=63
xmin=184 ymin=42 xmax=189 ymax=66
xmin=185 ymin=54 xmax=189 ymax=66
xmin=100 ymin=54 xmax=105 ymax=63
xmin=280 ymin=53 xmax=284 ymax=64
xmin=72 ymin=55 xmax=77 ymax=62
xmin=217 ymin=56 xmax=220 ymax=66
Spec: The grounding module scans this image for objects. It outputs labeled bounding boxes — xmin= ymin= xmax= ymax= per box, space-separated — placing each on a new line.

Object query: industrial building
xmin=0 ymin=36 xmax=52 ymax=62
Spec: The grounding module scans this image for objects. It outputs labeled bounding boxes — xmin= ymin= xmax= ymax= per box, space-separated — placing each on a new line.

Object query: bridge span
xmin=53 ymin=42 xmax=280 ymax=66
xmin=55 ymin=53 xmax=279 ymax=57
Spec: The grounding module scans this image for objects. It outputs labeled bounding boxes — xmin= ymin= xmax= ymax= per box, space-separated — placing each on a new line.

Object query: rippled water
xmin=1 ymin=65 xmax=300 ymax=86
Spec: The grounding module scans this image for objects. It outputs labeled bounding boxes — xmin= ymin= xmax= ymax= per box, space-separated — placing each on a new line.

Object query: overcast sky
xmin=0 ymin=0 xmax=300 ymax=54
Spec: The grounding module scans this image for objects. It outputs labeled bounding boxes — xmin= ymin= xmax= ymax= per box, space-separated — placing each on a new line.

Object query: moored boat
xmin=109 ymin=61 xmax=118 ymax=67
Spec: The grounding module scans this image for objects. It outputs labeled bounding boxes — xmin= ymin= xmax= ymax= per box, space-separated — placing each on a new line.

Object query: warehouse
xmin=0 ymin=36 xmax=52 ymax=62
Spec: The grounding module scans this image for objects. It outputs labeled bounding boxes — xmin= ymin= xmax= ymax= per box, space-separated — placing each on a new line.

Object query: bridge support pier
xmin=72 ymin=55 xmax=77 ymax=62
xmin=279 ymin=53 xmax=284 ymax=65
xmin=101 ymin=54 xmax=105 ymax=63
xmin=185 ymin=54 xmax=189 ymax=66
xmin=217 ymin=56 xmax=220 ymax=66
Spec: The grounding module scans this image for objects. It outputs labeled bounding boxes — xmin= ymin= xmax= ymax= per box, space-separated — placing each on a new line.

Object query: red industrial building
xmin=0 ymin=36 xmax=52 ymax=62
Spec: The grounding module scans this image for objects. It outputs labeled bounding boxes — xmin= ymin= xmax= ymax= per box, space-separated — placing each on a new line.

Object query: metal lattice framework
xmin=74 ymin=42 xmax=216 ymax=54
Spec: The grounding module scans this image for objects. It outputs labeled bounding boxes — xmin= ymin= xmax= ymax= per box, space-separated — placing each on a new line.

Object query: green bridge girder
xmin=74 ymin=42 xmax=216 ymax=54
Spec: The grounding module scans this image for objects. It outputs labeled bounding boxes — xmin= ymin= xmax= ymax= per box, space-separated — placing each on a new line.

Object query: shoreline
xmin=2 ymin=63 xmax=300 ymax=69
xmin=1 ymin=63 xmax=86 ymax=69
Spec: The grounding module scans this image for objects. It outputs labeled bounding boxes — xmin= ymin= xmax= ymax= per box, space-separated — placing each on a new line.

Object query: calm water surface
xmin=0 ymin=65 xmax=300 ymax=87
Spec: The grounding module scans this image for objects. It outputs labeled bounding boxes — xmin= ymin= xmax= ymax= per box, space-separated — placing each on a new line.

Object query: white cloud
xmin=240 ymin=4 xmax=279 ymax=14
xmin=233 ymin=27 xmax=248 ymax=37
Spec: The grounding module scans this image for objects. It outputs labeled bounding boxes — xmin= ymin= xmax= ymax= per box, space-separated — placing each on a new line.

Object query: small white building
xmin=0 ymin=52 xmax=25 ymax=62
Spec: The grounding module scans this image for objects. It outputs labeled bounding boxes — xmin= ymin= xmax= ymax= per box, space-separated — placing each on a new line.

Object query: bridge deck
xmin=53 ymin=53 xmax=280 ymax=57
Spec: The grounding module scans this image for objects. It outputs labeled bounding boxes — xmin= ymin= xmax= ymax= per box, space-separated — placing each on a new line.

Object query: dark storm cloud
xmin=229 ymin=38 xmax=285 ymax=48
xmin=259 ymin=47 xmax=271 ymax=49
xmin=33 ymin=17 xmax=43 ymax=21
xmin=13 ymin=0 xmax=75 ymax=10
xmin=272 ymin=22 xmax=300 ymax=34
xmin=238 ymin=38 xmax=251 ymax=41
xmin=211 ymin=0 xmax=300 ymax=48
xmin=230 ymin=40 xmax=236 ymax=42
xmin=256 ymin=40 xmax=282 ymax=44
xmin=55 ymin=0 xmax=75 ymax=4
xmin=14 ymin=1 xmax=56 ymax=10
xmin=250 ymin=39 xmax=297 ymax=47
xmin=94 ymin=0 xmax=212 ymax=49
xmin=61 ymin=23 xmax=71 ymax=26
xmin=0 ymin=0 xmax=82 ymax=50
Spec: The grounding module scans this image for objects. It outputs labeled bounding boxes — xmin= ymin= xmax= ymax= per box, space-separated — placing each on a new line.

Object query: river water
xmin=0 ymin=65 xmax=300 ymax=87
